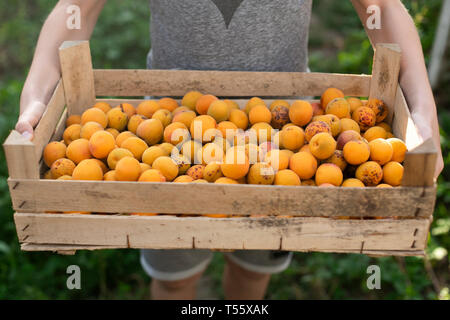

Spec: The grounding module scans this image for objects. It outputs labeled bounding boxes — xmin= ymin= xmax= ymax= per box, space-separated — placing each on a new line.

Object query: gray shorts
xmin=140 ymin=249 xmax=293 ymax=281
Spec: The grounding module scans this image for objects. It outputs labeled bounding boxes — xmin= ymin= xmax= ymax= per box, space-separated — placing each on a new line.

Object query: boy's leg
xmin=140 ymin=249 xmax=213 ymax=300
xmin=223 ymin=250 xmax=293 ymax=300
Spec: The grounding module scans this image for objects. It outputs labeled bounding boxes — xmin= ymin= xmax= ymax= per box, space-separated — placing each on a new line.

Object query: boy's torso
xmin=148 ymin=0 xmax=312 ymax=72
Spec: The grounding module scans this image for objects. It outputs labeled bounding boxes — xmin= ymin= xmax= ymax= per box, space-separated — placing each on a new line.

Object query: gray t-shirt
xmin=147 ymin=0 xmax=312 ymax=72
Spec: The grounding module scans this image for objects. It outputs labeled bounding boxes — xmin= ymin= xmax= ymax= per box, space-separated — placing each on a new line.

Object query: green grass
xmin=0 ymin=0 xmax=448 ymax=300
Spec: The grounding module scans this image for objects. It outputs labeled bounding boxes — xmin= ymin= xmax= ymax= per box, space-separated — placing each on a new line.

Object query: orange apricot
xmin=280 ymin=125 xmax=305 ymax=151
xmin=270 ymin=100 xmax=290 ymax=111
xmin=138 ymin=169 xmax=166 ymax=182
xmin=141 ymin=146 xmax=165 ymax=166
xmin=172 ymin=110 xmax=196 ymax=128
xmin=369 ymin=138 xmax=394 ymax=165
xmin=264 ymin=149 xmax=290 ymax=172
xmin=81 ymin=108 xmax=108 ymax=128
xmin=382 ymin=161 xmax=403 ymax=186
xmin=366 ymin=99 xmax=388 ymax=123
xmin=93 ymin=102 xmax=112 ymax=114
xmin=223 ymin=99 xmax=240 ymax=110
xmin=352 ymin=107 xmax=376 ymax=131
xmin=182 ymin=91 xmax=203 ymax=111
xmin=245 ymin=97 xmax=266 ymax=114
xmin=346 ymin=97 xmax=363 ymax=113
xmin=187 ymin=164 xmax=205 ymax=180
xmin=136 ymin=100 xmax=160 ymax=118
xmin=309 ymin=132 xmax=336 ymax=160
xmin=363 ymin=126 xmax=387 ymax=142
xmin=50 ymin=158 xmax=76 ymax=179
xmin=190 ymin=115 xmax=217 ymax=143
xmin=105 ymin=128 xmax=120 ymax=139
xmin=289 ymin=152 xmax=318 ymax=180
xmin=66 ymin=139 xmax=91 ymax=164
xmin=274 ymin=169 xmax=301 ymax=186
xmin=321 ymin=88 xmax=344 ymax=110
xmin=203 ymin=162 xmax=223 ymax=182
xmin=107 ymin=148 xmax=134 ymax=169
xmin=215 ymin=177 xmax=239 ymax=184
xmin=118 ymin=103 xmax=136 ymax=118
xmin=174 ymin=175 xmax=194 ymax=183
xmin=355 ymin=161 xmax=383 ymax=186
xmin=128 ymin=114 xmax=147 ymax=134
xmin=152 ymin=109 xmax=172 ymax=127
xmin=340 ymin=118 xmax=360 ymax=134
xmin=66 ymin=115 xmax=81 ymax=127
xmin=315 ymin=163 xmax=343 ymax=186
xmin=324 ymin=150 xmax=347 ymax=171
xmin=80 ymin=121 xmax=103 ymax=140
xmin=116 ymin=131 xmax=136 ymax=147
xmin=342 ymin=178 xmax=365 ymax=187
xmin=136 ymin=119 xmax=164 ymax=146
xmin=164 ymin=122 xmax=190 ymax=146
xmin=343 ymin=140 xmax=370 ymax=165
xmin=251 ymin=122 xmax=274 ymax=143
xmin=221 ymin=146 xmax=250 ymax=179
xmin=152 ymin=156 xmax=179 ymax=181
xmin=326 ymin=98 xmax=351 ymax=119
xmin=115 ymin=156 xmax=141 ymax=181
xmin=387 ymin=138 xmax=407 ymax=163
xmin=158 ymin=97 xmax=178 ymax=112
xmin=304 ymin=121 xmax=331 ymax=142
xmin=72 ymin=159 xmax=103 ymax=181
xmin=229 ymin=109 xmax=249 ymax=130
xmin=247 ymin=162 xmax=275 ymax=185
xmin=207 ymin=100 xmax=231 ymax=122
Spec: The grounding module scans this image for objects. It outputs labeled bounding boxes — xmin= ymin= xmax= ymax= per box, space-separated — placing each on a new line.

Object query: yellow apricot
xmin=346 ymin=97 xmax=363 ymax=113
xmin=158 ymin=97 xmax=178 ymax=112
xmin=152 ymin=109 xmax=172 ymax=127
xmin=139 ymin=163 xmax=151 ymax=174
xmin=181 ymin=140 xmax=203 ymax=163
xmin=324 ymin=150 xmax=347 ymax=171
xmin=190 ymin=115 xmax=217 ymax=143
xmin=203 ymin=162 xmax=223 ymax=182
xmin=116 ymin=131 xmax=136 ymax=147
xmin=343 ymin=140 xmax=370 ymax=165
xmin=326 ymin=98 xmax=351 ymax=119
xmin=215 ymin=177 xmax=239 ymax=184
xmin=366 ymin=99 xmax=388 ymax=123
xmin=309 ymin=132 xmax=336 ymax=160
xmin=224 ymin=99 xmax=240 ymax=110
xmin=93 ymin=102 xmax=112 ymax=114
xmin=174 ymin=175 xmax=195 ymax=183
xmin=63 ymin=124 xmax=82 ymax=145
xmin=245 ymin=97 xmax=266 ymax=114
xmin=196 ymin=94 xmax=218 ymax=115
xmin=251 ymin=122 xmax=274 ymax=143
xmin=270 ymin=100 xmax=290 ymax=111
xmin=363 ymin=126 xmax=387 ymax=142
xmin=172 ymin=110 xmax=196 ymax=128
xmin=186 ymin=164 xmax=205 ymax=180
xmin=340 ymin=118 xmax=360 ymax=134
xmin=66 ymin=114 xmax=81 ymax=127
xmin=352 ymin=107 xmax=376 ymax=131
xmin=103 ymin=170 xmax=116 ymax=181
xmin=264 ymin=149 xmax=290 ymax=172
xmin=217 ymin=121 xmax=238 ymax=141
xmin=142 ymin=146 xmax=165 ymax=166
xmin=106 ymin=128 xmax=120 ymax=139
xmin=128 ymin=114 xmax=147 ymax=134
xmin=221 ymin=146 xmax=250 ymax=179
xmin=247 ymin=162 xmax=275 ymax=185
xmin=304 ymin=121 xmax=331 ymax=142
xmin=321 ymin=88 xmax=344 ymax=110
xmin=164 ymin=122 xmax=190 ymax=146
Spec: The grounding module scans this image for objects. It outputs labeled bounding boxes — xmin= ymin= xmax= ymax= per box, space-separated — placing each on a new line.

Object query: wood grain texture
xmin=32 ymin=80 xmax=66 ymax=160
xmin=9 ymin=179 xmax=436 ymax=218
xmin=402 ymin=139 xmax=438 ymax=187
xmin=3 ymin=131 xmax=40 ymax=179
xmin=59 ymin=41 xmax=96 ymax=115
xmin=14 ymin=213 xmax=431 ymax=256
xmin=369 ymin=43 xmax=402 ymax=123
xmin=93 ymin=69 xmax=371 ymax=97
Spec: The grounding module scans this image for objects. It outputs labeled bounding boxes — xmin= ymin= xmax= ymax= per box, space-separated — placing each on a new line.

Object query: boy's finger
xmin=15 ymin=119 xmax=34 ymax=140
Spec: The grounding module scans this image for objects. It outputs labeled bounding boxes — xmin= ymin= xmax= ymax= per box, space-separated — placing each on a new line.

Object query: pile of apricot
xmin=42 ymin=88 xmax=407 ymax=216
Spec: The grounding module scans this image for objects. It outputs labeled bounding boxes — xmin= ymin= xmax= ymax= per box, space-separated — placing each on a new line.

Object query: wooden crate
xmin=3 ymin=41 xmax=437 ymax=256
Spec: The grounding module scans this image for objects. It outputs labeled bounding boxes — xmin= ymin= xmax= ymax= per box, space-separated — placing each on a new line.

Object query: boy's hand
xmin=15 ymin=100 xmax=47 ymax=140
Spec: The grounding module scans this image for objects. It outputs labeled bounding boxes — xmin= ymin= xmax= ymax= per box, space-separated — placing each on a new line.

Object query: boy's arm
xmin=351 ymin=0 xmax=444 ymax=179
xmin=16 ymin=0 xmax=107 ymax=139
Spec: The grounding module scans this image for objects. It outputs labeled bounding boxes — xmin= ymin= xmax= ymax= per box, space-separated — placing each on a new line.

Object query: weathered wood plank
xmin=94 ymin=69 xmax=371 ymax=97
xmin=59 ymin=41 xmax=96 ymax=115
xmin=3 ymin=131 xmax=40 ymax=179
xmin=14 ymin=213 xmax=431 ymax=255
xmin=32 ymin=80 xmax=65 ymax=160
xmin=9 ymin=179 xmax=436 ymax=218
xmin=369 ymin=43 xmax=402 ymax=123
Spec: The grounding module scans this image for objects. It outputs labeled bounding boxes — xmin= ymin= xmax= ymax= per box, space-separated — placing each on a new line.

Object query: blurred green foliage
xmin=0 ymin=0 xmax=448 ymax=300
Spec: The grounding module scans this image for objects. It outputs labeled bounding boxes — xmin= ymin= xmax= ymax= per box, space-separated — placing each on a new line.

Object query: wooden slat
xmin=96 ymin=98 xmax=321 ymax=111
xmin=59 ymin=41 xmax=96 ymax=115
xmin=32 ymin=80 xmax=66 ymax=159
xmin=93 ymin=69 xmax=371 ymax=97
xmin=50 ymin=109 xmax=68 ymax=143
xmin=369 ymin=43 xmax=402 ymax=123
xmin=402 ymin=139 xmax=438 ymax=187
xmin=14 ymin=213 xmax=431 ymax=256
xmin=3 ymin=131 xmax=40 ymax=179
xmin=9 ymin=179 xmax=436 ymax=218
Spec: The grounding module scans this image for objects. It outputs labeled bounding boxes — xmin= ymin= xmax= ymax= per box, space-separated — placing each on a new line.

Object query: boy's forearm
xmin=21 ymin=0 xmax=106 ymax=110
